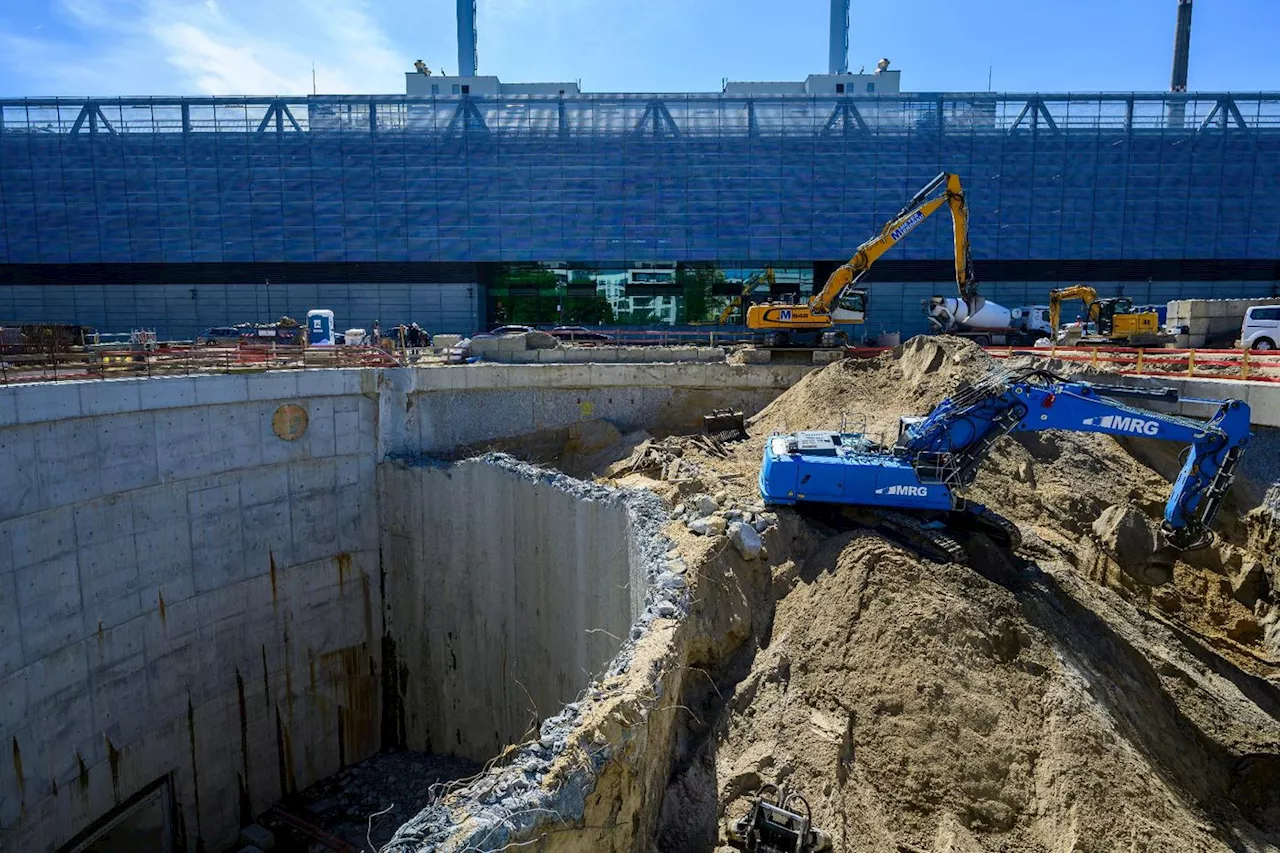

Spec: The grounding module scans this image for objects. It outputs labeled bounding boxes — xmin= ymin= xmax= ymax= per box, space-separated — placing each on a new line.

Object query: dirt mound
xmin=749 ymin=336 xmax=993 ymax=441
xmin=646 ymin=336 xmax=1280 ymax=853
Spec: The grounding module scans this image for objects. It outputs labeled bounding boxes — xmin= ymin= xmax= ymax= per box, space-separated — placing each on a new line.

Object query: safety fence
xmin=4 ymin=338 xmax=1278 ymax=386
xmin=0 ymin=342 xmax=400 ymax=385
xmin=984 ymin=345 xmax=1280 ymax=383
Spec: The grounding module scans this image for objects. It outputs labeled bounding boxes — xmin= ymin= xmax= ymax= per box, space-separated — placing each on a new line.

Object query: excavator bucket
xmin=703 ymin=408 xmax=747 ymax=442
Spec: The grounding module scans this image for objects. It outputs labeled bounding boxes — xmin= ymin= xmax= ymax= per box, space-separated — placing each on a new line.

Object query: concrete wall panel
xmin=0 ymin=372 xmax=381 ymax=853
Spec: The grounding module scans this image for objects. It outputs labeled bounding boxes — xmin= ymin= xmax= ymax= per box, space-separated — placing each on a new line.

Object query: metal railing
xmin=2 ymin=92 xmax=1277 ymax=138
xmin=0 ymin=341 xmax=400 ymax=384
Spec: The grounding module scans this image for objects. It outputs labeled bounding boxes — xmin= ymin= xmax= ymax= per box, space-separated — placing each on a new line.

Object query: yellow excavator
xmin=718 ymin=267 xmax=776 ymax=324
xmin=747 ymin=172 xmax=976 ymax=347
xmin=1048 ymin=285 xmax=1172 ymax=346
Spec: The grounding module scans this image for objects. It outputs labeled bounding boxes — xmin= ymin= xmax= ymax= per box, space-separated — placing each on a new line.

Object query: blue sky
xmin=1 ymin=0 xmax=1278 ymax=96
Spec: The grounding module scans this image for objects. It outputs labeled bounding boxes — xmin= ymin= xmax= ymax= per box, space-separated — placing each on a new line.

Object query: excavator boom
xmin=807 ymin=172 xmax=975 ymax=315
xmin=746 ymin=172 xmax=974 ymax=346
xmin=1047 ymin=284 xmax=1100 ymax=332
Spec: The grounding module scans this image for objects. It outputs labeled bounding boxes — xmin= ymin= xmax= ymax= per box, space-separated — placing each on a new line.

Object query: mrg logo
xmin=1083 ymin=414 xmax=1161 ymax=436
xmin=876 ymin=484 xmax=929 ymax=497
xmin=890 ymin=210 xmax=925 ymax=241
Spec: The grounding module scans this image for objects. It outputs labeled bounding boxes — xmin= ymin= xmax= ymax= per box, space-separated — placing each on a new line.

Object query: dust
xmin=629 ymin=337 xmax=1280 ymax=853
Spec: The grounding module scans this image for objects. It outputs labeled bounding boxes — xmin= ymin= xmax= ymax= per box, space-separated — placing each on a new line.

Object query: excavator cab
xmin=1091 ymin=297 xmax=1134 ymax=336
xmin=830 ymin=291 xmax=868 ymax=323
xmin=1093 ymin=297 xmax=1161 ymax=338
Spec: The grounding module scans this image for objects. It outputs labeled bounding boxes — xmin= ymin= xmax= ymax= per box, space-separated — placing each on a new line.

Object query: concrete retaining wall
xmin=0 ymin=371 xmax=381 ymax=853
xmin=0 ymin=361 xmax=809 ymax=852
xmin=379 ymin=458 xmax=648 ymax=762
xmin=380 ymin=362 xmax=813 ymax=456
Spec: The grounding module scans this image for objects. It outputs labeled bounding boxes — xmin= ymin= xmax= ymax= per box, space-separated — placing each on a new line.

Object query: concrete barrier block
xmin=1244 ymin=384 xmax=1280 ymax=427
xmin=245 ymin=371 xmax=299 ymax=402
xmin=1189 ymin=302 xmax=1212 ymax=319
xmin=543 ymin=364 xmax=591 ymax=387
xmin=15 ymin=382 xmax=81 ymax=424
xmin=137 ymin=376 xmax=196 ymax=411
xmin=412 ymin=365 xmax=464 ymax=391
xmin=78 ymin=379 xmax=142 ymax=417
xmin=662 ymin=363 xmax=712 ymax=388
xmin=0 ymin=387 xmax=15 ymax=427
xmin=537 ymin=349 xmax=566 ymax=363
xmin=193 ymin=375 xmax=250 ymax=406
xmin=563 ymin=348 xmax=597 ymax=363
xmin=1209 ymin=301 xmax=1228 ymax=319
xmin=296 ymin=369 xmax=355 ymax=398
xmin=463 ymin=365 xmax=515 ymax=389
xmin=433 ymin=334 xmax=463 ymax=348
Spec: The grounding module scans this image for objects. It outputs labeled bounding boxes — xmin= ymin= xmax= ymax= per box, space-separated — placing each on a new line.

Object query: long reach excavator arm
xmin=897 ymin=370 xmax=1251 ymax=549
xmin=746 ymin=172 xmax=974 ymax=345
xmin=761 ymin=369 xmax=1251 ymax=557
xmin=809 ymin=171 xmax=977 ymax=315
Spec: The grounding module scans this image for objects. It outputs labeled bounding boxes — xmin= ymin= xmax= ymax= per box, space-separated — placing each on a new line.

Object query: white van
xmin=1241 ymin=305 xmax=1280 ymax=350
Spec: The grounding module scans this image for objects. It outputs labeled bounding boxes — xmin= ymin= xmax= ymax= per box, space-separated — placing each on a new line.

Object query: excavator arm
xmin=1047 ymin=284 xmax=1100 ymax=332
xmin=900 ymin=369 xmax=1251 ymax=550
xmin=809 ymin=172 xmax=976 ymax=315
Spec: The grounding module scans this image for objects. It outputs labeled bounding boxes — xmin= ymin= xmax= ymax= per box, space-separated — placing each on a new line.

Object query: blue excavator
xmin=759 ymin=367 xmax=1251 ymax=564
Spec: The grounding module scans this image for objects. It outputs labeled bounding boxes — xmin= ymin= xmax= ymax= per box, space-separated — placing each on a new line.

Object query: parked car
xmin=549 ymin=326 xmax=614 ymax=342
xmin=1242 ymin=305 xmax=1280 ymax=351
xmin=486 ymin=324 xmax=538 ymax=336
xmin=195 ymin=326 xmax=240 ymax=345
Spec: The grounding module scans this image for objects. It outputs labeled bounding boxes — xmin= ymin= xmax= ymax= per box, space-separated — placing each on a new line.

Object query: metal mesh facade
xmin=0 ymin=92 xmax=1277 ymax=337
xmin=2 ymin=92 xmax=1278 ymax=264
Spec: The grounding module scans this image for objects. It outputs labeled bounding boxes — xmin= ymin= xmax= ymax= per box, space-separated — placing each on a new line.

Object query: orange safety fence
xmin=984 ymin=345 xmax=1280 ymax=383
xmin=4 ymin=338 xmax=1278 ymax=385
xmin=0 ymin=342 xmax=401 ymax=384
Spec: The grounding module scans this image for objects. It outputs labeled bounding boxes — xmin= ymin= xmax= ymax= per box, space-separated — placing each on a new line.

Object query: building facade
xmin=0 ymin=91 xmax=1277 ymax=339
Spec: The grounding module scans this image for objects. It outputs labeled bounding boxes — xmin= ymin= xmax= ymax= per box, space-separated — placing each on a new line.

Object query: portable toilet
xmin=307 ymin=309 xmax=335 ymax=346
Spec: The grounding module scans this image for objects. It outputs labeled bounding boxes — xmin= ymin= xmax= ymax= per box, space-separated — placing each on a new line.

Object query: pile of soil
xmin=640 ymin=337 xmax=1280 ymax=853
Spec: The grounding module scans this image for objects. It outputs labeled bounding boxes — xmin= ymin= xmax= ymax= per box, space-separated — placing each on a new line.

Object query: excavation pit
xmin=5 ymin=350 xmax=1280 ymax=853
xmin=0 ymin=363 xmax=786 ymax=852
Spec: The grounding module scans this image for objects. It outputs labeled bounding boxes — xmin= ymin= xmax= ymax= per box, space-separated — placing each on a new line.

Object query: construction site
xmin=2 ymin=334 xmax=1280 ymax=853
xmin=4 ymin=1 xmax=1280 ymax=852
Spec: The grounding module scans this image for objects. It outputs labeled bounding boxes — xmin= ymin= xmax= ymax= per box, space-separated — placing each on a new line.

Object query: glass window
xmin=866 ymin=82 xmax=875 ymax=93
xmin=431 ymin=84 xmax=439 ymax=94
xmin=451 ymin=84 xmax=460 ymax=95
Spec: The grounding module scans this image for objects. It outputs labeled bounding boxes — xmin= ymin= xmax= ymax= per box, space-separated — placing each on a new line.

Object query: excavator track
xmin=872 ymin=511 xmax=970 ymax=564
xmin=953 ymin=506 xmax=1023 ymax=551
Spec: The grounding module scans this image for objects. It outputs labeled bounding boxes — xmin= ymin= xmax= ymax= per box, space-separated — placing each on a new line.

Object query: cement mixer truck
xmin=925 ymin=297 xmax=1053 ymax=347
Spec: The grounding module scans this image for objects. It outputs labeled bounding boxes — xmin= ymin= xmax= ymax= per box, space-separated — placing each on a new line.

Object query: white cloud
xmin=0 ymin=0 xmax=413 ymax=95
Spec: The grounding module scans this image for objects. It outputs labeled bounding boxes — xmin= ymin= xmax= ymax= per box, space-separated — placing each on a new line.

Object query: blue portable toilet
xmin=307 ymin=309 xmax=335 ymax=346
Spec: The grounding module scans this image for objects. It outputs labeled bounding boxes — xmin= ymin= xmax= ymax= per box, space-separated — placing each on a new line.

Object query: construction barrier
xmin=984 ymin=345 xmax=1280 ymax=383
xmin=4 ymin=336 xmax=1277 ymax=385
xmin=0 ymin=342 xmax=400 ymax=385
